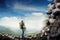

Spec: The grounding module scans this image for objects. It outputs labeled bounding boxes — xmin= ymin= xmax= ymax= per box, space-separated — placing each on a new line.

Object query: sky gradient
xmin=0 ymin=0 xmax=51 ymax=17
xmin=0 ymin=0 xmax=53 ymax=34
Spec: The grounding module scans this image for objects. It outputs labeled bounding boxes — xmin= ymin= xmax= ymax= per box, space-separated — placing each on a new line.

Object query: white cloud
xmin=13 ymin=3 xmax=45 ymax=11
xmin=0 ymin=12 xmax=46 ymax=33
xmin=32 ymin=12 xmax=43 ymax=16
xmin=48 ymin=0 xmax=52 ymax=2
xmin=0 ymin=17 xmax=21 ymax=31
xmin=24 ymin=12 xmax=46 ymax=32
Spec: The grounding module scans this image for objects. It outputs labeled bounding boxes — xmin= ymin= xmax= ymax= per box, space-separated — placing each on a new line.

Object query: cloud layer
xmin=0 ymin=12 xmax=46 ymax=33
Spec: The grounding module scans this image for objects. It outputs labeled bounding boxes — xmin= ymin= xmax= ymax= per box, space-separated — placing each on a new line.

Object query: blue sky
xmin=0 ymin=0 xmax=53 ymax=17
xmin=0 ymin=0 xmax=53 ymax=34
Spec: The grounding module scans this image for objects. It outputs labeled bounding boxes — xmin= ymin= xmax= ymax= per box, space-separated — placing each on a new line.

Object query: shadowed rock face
xmin=44 ymin=0 xmax=60 ymax=37
xmin=53 ymin=11 xmax=60 ymax=16
xmin=55 ymin=0 xmax=60 ymax=3
xmin=46 ymin=6 xmax=60 ymax=37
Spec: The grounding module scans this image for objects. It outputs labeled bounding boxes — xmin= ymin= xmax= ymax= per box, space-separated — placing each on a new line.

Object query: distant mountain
xmin=0 ymin=26 xmax=21 ymax=36
xmin=0 ymin=26 xmax=12 ymax=33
